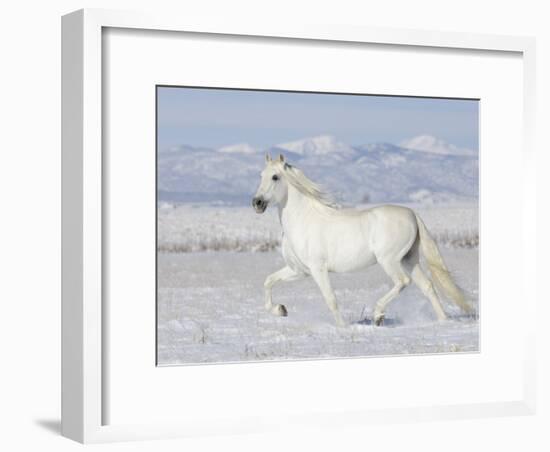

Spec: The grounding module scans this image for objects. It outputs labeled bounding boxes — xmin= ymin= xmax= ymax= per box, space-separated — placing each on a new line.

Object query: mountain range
xmin=158 ymin=135 xmax=478 ymax=205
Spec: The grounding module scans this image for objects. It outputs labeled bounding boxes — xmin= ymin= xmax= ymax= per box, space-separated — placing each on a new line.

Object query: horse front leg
xmin=263 ymin=266 xmax=304 ymax=317
xmin=310 ymin=265 xmax=346 ymax=327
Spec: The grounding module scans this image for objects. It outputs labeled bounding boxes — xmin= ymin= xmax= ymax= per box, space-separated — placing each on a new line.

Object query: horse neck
xmin=278 ymin=183 xmax=321 ymax=231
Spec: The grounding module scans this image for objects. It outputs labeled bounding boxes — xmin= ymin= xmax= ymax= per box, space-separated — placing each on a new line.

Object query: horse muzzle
xmin=252 ymin=196 xmax=268 ymax=213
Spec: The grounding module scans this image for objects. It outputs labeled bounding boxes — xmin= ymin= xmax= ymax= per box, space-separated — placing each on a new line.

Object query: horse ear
xmin=265 ymin=153 xmax=272 ymax=163
xmin=278 ymin=154 xmax=285 ymax=163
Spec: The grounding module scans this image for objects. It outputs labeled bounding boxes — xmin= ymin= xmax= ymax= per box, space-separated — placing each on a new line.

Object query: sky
xmin=157 ymin=86 xmax=479 ymax=151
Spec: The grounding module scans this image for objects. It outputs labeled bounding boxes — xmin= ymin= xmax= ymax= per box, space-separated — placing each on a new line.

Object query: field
xmin=157 ymin=203 xmax=479 ymax=366
xmin=157 ymin=202 xmax=479 ymax=253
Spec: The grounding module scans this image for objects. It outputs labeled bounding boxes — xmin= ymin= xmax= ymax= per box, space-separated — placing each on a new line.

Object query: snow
xmin=218 ymin=143 xmax=258 ymax=154
xmin=157 ymin=203 xmax=478 ymax=253
xmin=409 ymin=189 xmax=434 ymax=204
xmin=157 ymin=203 xmax=479 ymax=365
xmin=399 ymin=134 xmax=476 ymax=156
xmin=156 ymin=134 xmax=479 ymax=365
xmin=157 ymin=248 xmax=478 ymax=365
xmin=274 ymin=135 xmax=357 ymax=156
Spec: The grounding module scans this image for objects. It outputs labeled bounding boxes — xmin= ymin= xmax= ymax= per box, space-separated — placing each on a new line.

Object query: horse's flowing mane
xmin=282 ymin=163 xmax=340 ymax=209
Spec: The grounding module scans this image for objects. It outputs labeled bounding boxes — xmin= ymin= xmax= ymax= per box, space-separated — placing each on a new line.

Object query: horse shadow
xmin=447 ymin=312 xmax=479 ymax=322
xmin=353 ymin=311 xmax=478 ymax=327
xmin=353 ymin=317 xmax=402 ymax=327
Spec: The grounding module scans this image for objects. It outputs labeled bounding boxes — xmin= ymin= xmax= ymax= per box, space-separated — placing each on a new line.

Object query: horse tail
xmin=414 ymin=213 xmax=472 ymax=313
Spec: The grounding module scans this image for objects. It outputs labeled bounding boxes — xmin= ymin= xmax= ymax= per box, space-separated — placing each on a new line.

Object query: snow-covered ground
xmin=158 ymin=202 xmax=478 ymax=253
xmin=157 ymin=238 xmax=479 ymax=366
xmin=156 ymin=131 xmax=479 ymax=365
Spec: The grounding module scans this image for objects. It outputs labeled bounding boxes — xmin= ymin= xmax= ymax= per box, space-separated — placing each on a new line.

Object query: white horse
xmin=252 ymin=153 xmax=471 ymax=327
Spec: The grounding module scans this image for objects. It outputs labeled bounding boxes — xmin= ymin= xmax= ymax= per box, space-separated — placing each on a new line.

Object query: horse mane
xmin=281 ymin=163 xmax=340 ymax=209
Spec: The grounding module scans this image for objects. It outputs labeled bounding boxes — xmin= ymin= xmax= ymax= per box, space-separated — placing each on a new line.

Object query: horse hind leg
xmin=373 ymin=261 xmax=411 ymax=326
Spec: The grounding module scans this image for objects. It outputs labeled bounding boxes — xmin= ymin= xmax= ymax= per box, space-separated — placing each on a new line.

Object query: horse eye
xmin=272 ymin=175 xmax=279 ymax=181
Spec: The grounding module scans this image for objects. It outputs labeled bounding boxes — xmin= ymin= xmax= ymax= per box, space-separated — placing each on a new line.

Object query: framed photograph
xmin=62 ymin=9 xmax=537 ymax=443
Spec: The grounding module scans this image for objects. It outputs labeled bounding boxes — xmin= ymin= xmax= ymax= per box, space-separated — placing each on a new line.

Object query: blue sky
xmin=157 ymin=86 xmax=478 ymax=151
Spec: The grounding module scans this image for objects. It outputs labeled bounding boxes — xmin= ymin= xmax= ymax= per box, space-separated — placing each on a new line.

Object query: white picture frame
xmin=62 ymin=8 xmax=537 ymax=444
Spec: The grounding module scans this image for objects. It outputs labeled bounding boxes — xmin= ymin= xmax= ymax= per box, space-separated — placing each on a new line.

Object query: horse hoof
xmin=272 ymin=304 xmax=288 ymax=317
xmin=374 ymin=315 xmax=384 ymax=326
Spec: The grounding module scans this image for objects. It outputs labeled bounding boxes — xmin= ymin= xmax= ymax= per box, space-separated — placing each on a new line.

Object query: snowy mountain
xmin=158 ymin=135 xmax=478 ymax=205
xmin=399 ymin=135 xmax=476 ymax=156
xmin=218 ymin=143 xmax=258 ymax=154
xmin=274 ymin=135 xmax=357 ymax=157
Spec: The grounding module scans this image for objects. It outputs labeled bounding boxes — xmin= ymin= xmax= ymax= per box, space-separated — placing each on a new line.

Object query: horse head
xmin=252 ymin=153 xmax=288 ymax=213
